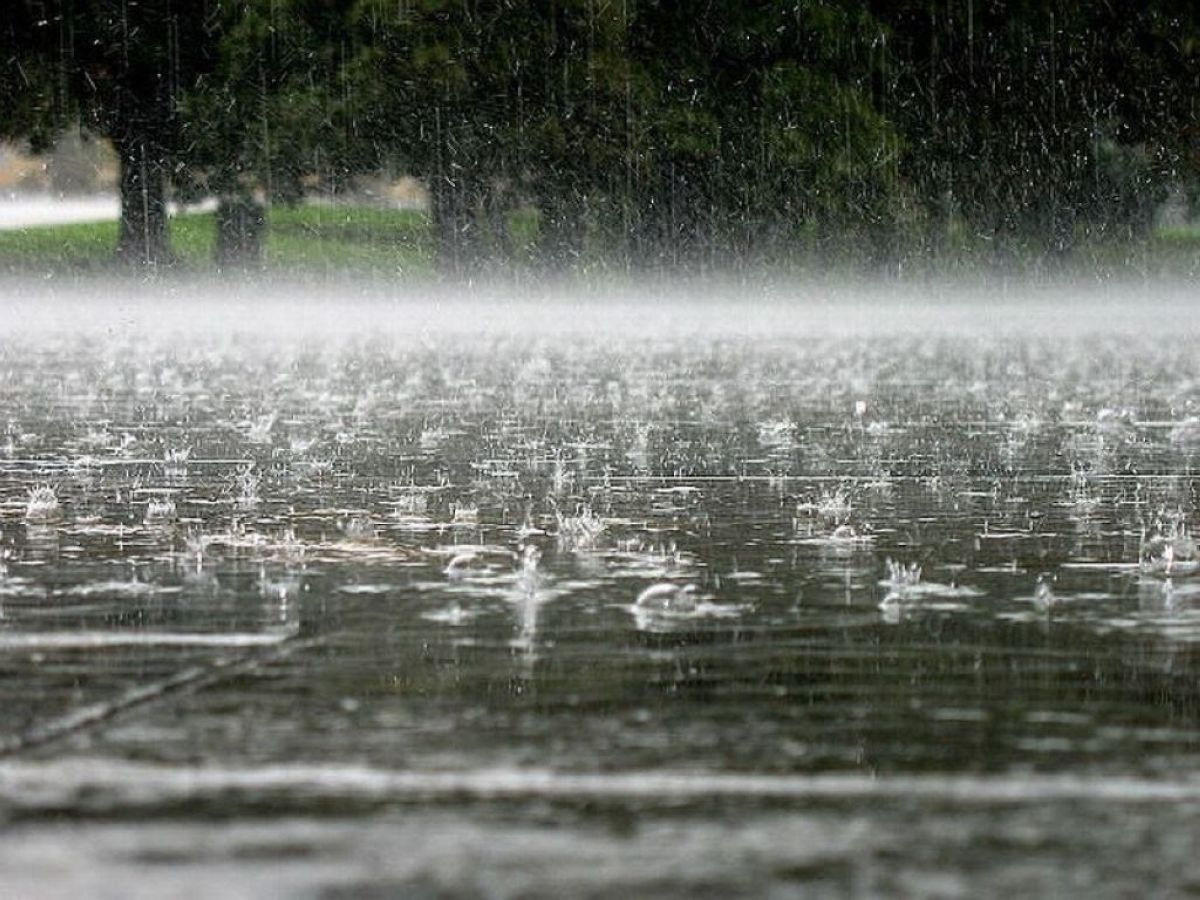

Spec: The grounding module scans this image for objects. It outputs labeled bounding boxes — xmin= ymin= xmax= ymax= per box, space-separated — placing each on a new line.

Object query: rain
xmin=1 ymin=2 xmax=1200 ymax=897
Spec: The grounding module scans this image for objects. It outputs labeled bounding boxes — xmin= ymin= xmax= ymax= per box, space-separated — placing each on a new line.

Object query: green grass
xmin=0 ymin=200 xmax=1198 ymax=279
xmin=0 ymin=217 xmax=124 ymax=270
xmin=1157 ymin=224 xmax=1200 ymax=242
xmin=264 ymin=204 xmax=433 ymax=275
xmin=0 ymin=202 xmax=435 ymax=276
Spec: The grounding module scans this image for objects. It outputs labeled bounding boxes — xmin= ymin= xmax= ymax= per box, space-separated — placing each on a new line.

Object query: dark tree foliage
xmin=3 ymin=0 xmax=1198 ymax=274
xmin=621 ymin=1 xmax=902 ymax=270
xmin=347 ymin=0 xmax=624 ymax=274
xmin=178 ymin=0 xmax=366 ymax=266
xmin=869 ymin=1 xmax=1200 ymax=263
xmin=346 ymin=0 xmax=902 ymax=274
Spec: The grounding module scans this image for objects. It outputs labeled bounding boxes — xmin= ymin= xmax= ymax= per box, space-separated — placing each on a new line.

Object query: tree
xmin=0 ymin=2 xmax=223 ymax=266
xmin=177 ymin=0 xmax=366 ymax=266
xmin=868 ymin=1 xmax=1200 ymax=262
xmin=347 ymin=1 xmax=903 ymax=275
xmin=349 ymin=0 xmax=549 ymax=275
xmin=588 ymin=1 xmax=905 ymax=271
xmin=7 ymin=0 xmax=1198 ymax=274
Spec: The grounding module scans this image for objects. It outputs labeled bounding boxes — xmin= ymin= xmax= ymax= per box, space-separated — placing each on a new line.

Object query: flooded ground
xmin=2 ymin=284 xmax=1200 ymax=897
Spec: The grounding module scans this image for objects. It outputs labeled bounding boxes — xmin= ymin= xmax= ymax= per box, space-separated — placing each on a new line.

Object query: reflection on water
xmin=3 ymin=305 xmax=1200 ymax=892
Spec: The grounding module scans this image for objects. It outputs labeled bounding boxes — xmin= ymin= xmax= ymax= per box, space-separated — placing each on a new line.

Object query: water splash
xmin=144 ymin=496 xmax=177 ymax=525
xmin=163 ymin=447 xmax=191 ymax=474
xmin=451 ymin=503 xmax=479 ymax=527
xmin=24 ymin=485 xmax=61 ymax=524
xmin=234 ymin=468 xmax=262 ymax=509
xmin=338 ymin=515 xmax=376 ymax=541
xmin=1034 ymin=573 xmax=1056 ymax=613
xmin=246 ymin=412 xmax=278 ymax=445
xmin=878 ymin=558 xmax=982 ymax=611
xmin=444 ymin=547 xmax=519 ymax=580
xmin=554 ymin=503 xmax=607 ymax=550
xmin=635 ymin=581 xmax=698 ymax=613
xmin=885 ymin=558 xmax=922 ymax=593
xmin=1140 ymin=519 xmax=1199 ymax=576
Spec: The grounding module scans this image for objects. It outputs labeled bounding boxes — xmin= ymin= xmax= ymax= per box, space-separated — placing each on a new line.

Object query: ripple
xmin=5 ymin=760 xmax=1200 ymax=810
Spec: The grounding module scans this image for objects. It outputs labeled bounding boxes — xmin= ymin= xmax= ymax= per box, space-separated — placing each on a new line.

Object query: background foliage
xmin=2 ymin=1 xmax=1197 ymax=273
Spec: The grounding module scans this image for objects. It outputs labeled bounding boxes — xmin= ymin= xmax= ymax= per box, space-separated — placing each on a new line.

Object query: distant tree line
xmin=2 ymin=1 xmax=1197 ymax=273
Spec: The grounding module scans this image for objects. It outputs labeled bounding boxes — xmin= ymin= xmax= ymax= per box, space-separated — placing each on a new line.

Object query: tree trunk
xmin=481 ymin=183 xmax=514 ymax=268
xmin=114 ymin=132 xmax=172 ymax=267
xmin=429 ymin=174 xmax=483 ymax=278
xmin=215 ymin=195 xmax=266 ymax=268
xmin=627 ymin=188 xmax=671 ymax=272
xmin=534 ymin=187 xmax=587 ymax=274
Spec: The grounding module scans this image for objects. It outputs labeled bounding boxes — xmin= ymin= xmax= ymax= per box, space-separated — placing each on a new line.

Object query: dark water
xmin=2 ymin=292 xmax=1200 ymax=896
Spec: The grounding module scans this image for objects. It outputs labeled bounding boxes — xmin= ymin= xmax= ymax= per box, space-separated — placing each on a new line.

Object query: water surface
xmin=2 ymin=287 xmax=1199 ymax=896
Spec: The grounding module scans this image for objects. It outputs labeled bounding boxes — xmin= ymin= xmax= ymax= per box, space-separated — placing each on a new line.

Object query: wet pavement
xmin=1 ymin=287 xmax=1200 ymax=896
